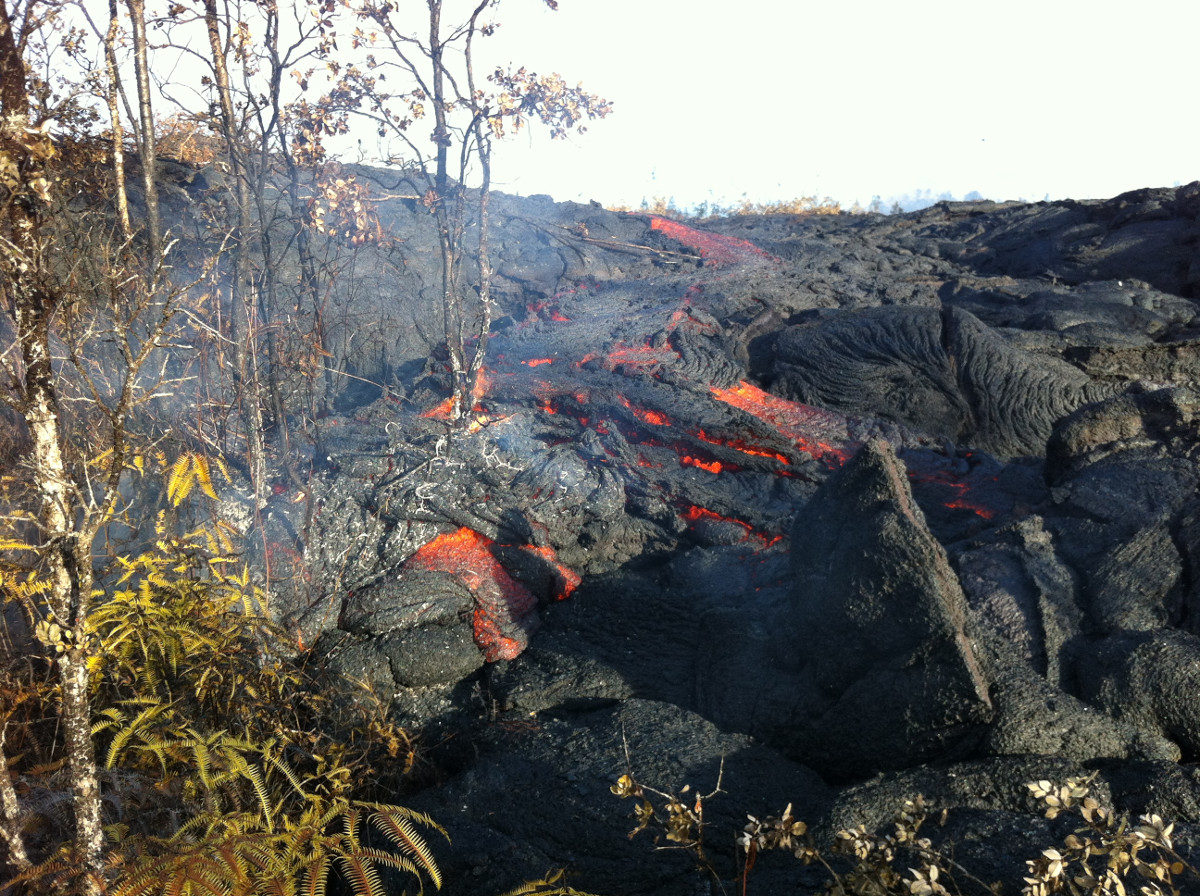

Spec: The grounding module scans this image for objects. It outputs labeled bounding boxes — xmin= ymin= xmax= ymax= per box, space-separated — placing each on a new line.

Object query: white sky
xmin=470 ymin=0 xmax=1200 ymax=210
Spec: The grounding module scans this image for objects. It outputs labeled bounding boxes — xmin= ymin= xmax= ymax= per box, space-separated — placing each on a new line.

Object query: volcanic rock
xmin=406 ymin=697 xmax=832 ymax=896
xmin=952 ymin=515 xmax=1081 ymax=682
xmin=778 ymin=437 xmax=993 ymax=779
xmin=771 ymin=305 xmax=1114 ymax=458
xmin=253 ymin=182 xmax=1200 ymax=893
xmin=1076 ymin=630 xmax=1200 ymax=764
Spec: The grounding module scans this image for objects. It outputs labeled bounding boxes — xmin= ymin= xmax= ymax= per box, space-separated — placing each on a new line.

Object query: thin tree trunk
xmin=0 ymin=726 xmax=31 ymax=872
xmin=202 ymin=0 xmax=269 ymax=510
xmin=104 ymin=0 xmax=131 ymax=239
xmin=0 ymin=6 xmax=105 ymax=891
xmin=10 ymin=193 xmax=107 ymax=896
xmin=463 ymin=5 xmax=493 ymax=407
xmin=428 ymin=0 xmax=448 ymax=198
xmin=126 ymin=0 xmax=160 ymax=259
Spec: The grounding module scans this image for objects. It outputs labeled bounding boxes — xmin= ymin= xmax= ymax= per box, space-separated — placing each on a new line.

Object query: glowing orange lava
xmin=618 ymin=395 xmax=670 ymax=426
xmin=421 ymin=369 xmax=493 ymax=420
xmin=517 ymin=544 xmax=582 ymax=601
xmin=710 ymin=381 xmax=853 ymax=465
xmin=684 ymin=504 xmax=752 ymax=534
xmin=406 ymin=527 xmax=536 ymax=662
xmin=587 ymin=341 xmax=680 ymax=373
xmin=696 ymin=429 xmax=791 ymax=465
xmin=527 ymin=298 xmax=573 ymax=322
xmin=649 ymin=216 xmax=777 ymax=267
xmin=524 ymin=358 xmax=554 ymax=367
xmin=907 ymin=472 xmax=997 ymax=519
xmin=681 ymin=455 xmax=723 ymax=474
xmin=681 ymin=504 xmax=784 ymax=549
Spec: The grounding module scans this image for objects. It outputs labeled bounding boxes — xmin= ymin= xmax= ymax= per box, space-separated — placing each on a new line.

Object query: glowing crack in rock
xmin=681 ymin=504 xmax=783 ymax=549
xmin=710 ymin=381 xmax=853 ymax=466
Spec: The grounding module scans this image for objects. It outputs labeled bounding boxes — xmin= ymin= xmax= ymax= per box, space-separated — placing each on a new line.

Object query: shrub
xmin=614 ymin=768 xmax=1200 ymax=896
xmin=2 ymin=458 xmax=443 ymax=896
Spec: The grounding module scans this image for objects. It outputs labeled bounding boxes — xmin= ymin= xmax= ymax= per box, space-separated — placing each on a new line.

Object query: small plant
xmin=501 ymin=868 xmax=607 ymax=896
xmin=2 ymin=458 xmax=443 ymax=896
xmin=610 ymin=762 xmax=724 ymax=877
xmin=1023 ymin=775 xmax=1197 ymax=896
xmin=613 ymin=767 xmax=995 ymax=895
xmin=739 ymin=794 xmax=996 ymax=896
xmin=614 ymin=767 xmax=1200 ymax=896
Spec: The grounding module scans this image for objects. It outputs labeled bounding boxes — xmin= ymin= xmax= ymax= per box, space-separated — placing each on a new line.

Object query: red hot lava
xmin=710 ymin=381 xmax=853 ymax=466
xmin=648 ymin=216 xmax=778 ymax=267
xmin=406 ymin=527 xmax=534 ymax=662
xmin=421 ymin=369 xmax=493 ymax=421
xmin=405 ymin=528 xmax=581 ymax=661
xmin=682 ymin=504 xmax=783 ymax=549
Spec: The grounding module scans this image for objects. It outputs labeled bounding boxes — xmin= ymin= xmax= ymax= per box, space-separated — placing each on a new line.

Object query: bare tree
xmin=320 ymin=0 xmax=611 ymax=423
xmin=0 ymin=4 xmax=105 ymax=887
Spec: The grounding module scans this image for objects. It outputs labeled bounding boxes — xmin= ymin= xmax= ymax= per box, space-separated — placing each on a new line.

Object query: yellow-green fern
xmin=166 ymin=451 xmax=226 ymax=507
xmin=500 ymin=870 xmax=607 ymax=896
xmin=106 ymin=799 xmax=446 ymax=896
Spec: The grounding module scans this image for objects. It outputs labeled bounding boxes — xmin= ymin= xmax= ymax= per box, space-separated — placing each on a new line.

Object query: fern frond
xmin=499 ymin=869 xmax=607 ymax=896
xmin=212 ymin=454 xmax=232 ymax=489
xmin=341 ymin=805 xmax=365 ymax=851
xmin=363 ymin=806 xmax=443 ymax=889
xmin=102 ymin=699 xmax=174 ymax=769
xmin=167 ymin=453 xmax=194 ymax=507
xmin=334 ymin=853 xmax=387 ymax=896
xmin=300 ymin=852 xmax=332 ymax=896
xmin=263 ymin=747 xmax=308 ymax=799
xmin=232 ymin=752 xmax=274 ymax=830
xmin=192 ymin=454 xmax=218 ymax=500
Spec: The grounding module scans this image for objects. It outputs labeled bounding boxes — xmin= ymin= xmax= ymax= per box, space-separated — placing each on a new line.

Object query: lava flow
xmin=405 ymin=527 xmax=581 ymax=661
xmin=906 ymin=465 xmax=999 ymax=521
xmin=648 ymin=215 xmax=778 ymax=267
xmin=711 ymin=381 xmax=853 ymax=466
xmin=681 ymin=504 xmax=783 ymax=549
xmin=406 ymin=527 xmax=536 ymax=662
xmin=421 ymin=368 xmax=493 ymax=421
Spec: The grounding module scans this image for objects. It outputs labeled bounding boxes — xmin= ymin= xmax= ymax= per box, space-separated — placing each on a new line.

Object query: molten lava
xmin=696 ymin=429 xmax=792 ymax=466
xmin=906 ymin=469 xmax=998 ymax=520
xmin=405 ymin=528 xmax=582 ymax=661
xmin=618 ymin=395 xmax=669 ymax=426
xmin=648 ymin=215 xmax=777 ymax=267
xmin=406 ymin=527 xmax=537 ymax=662
xmin=518 ymin=544 xmax=582 ymax=601
xmin=421 ymin=369 xmax=494 ymax=421
xmin=682 ymin=504 xmax=784 ymax=549
xmin=579 ymin=341 xmax=679 ymax=374
xmin=710 ymin=381 xmax=853 ymax=466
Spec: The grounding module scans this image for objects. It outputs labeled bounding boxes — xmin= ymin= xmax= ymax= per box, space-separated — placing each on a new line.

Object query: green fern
xmin=88 ymin=518 xmax=291 ymax=717
xmin=166 ymin=451 xmax=224 ymax=507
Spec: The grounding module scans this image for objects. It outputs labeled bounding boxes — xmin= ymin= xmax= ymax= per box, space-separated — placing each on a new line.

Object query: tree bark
xmin=104 ymin=0 xmax=132 ymax=239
